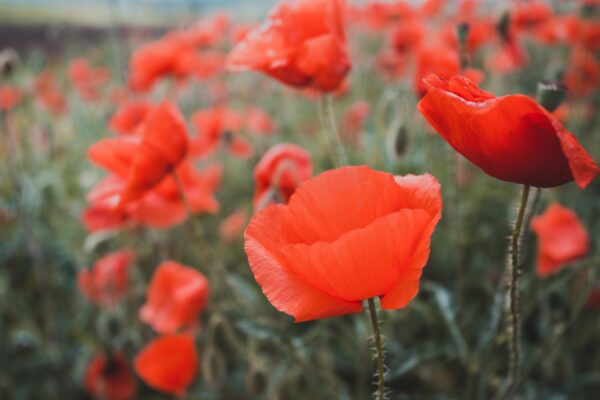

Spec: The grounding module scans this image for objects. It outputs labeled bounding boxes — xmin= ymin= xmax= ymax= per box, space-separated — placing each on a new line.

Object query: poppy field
xmin=2 ymin=0 xmax=600 ymax=399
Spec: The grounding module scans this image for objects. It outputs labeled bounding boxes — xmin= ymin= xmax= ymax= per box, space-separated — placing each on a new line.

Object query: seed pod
xmin=0 ymin=48 xmax=20 ymax=78
xmin=536 ymin=80 xmax=567 ymax=112
xmin=201 ymin=347 xmax=226 ymax=388
xmin=245 ymin=364 xmax=269 ymax=395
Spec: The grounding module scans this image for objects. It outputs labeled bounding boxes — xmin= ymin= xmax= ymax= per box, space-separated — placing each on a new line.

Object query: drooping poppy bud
xmin=84 ymin=351 xmax=137 ymax=400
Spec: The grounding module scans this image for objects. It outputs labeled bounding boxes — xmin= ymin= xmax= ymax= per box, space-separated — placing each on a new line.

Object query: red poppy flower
xmin=227 ymin=0 xmax=351 ymax=92
xmin=0 ymin=85 xmax=22 ymax=111
xmin=413 ymin=44 xmax=460 ymax=97
xmin=565 ymin=48 xmax=600 ymax=96
xmin=140 ymin=261 xmax=210 ymax=334
xmin=88 ymin=101 xmax=189 ymax=207
xmin=253 ymin=143 xmax=313 ymax=209
xmin=190 ymin=107 xmax=252 ymax=158
xmin=417 ymin=74 xmax=600 ymax=188
xmin=82 ymin=163 xmax=221 ymax=232
xmin=352 ymin=1 xmax=415 ymax=31
xmin=344 ymin=100 xmax=370 ymax=142
xmin=219 ymin=210 xmax=248 ymax=243
xmin=68 ymin=58 xmax=110 ymax=101
xmin=531 ymin=203 xmax=589 ymax=278
xmin=85 ymin=352 xmax=137 ymax=400
xmin=512 ymin=1 xmax=553 ymax=32
xmin=390 ymin=20 xmax=426 ymax=54
xmin=487 ymin=38 xmax=528 ymax=73
xmin=34 ymin=71 xmax=67 ymax=115
xmin=245 ymin=165 xmax=442 ymax=322
xmin=108 ymin=100 xmax=152 ymax=135
xmin=134 ymin=334 xmax=198 ymax=397
xmin=244 ymin=106 xmax=277 ymax=135
xmin=535 ymin=15 xmax=581 ymax=45
xmin=129 ymin=37 xmax=183 ymax=92
xmin=78 ymin=251 xmax=133 ymax=306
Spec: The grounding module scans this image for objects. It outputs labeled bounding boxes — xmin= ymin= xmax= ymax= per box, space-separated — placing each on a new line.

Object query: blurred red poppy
xmin=134 ymin=334 xmax=198 ymax=397
xmin=34 ymin=71 xmax=67 ymax=115
xmin=140 ymin=261 xmax=210 ymax=334
xmin=245 ymin=166 xmax=442 ymax=322
xmin=253 ymin=143 xmax=313 ymax=209
xmin=390 ymin=19 xmax=425 ymax=54
xmin=413 ymin=44 xmax=460 ymax=96
xmin=190 ymin=107 xmax=252 ymax=158
xmin=512 ymin=1 xmax=553 ymax=32
xmin=109 ymin=100 xmax=152 ymax=135
xmin=244 ymin=106 xmax=277 ymax=135
xmin=343 ymin=100 xmax=370 ymax=142
xmin=88 ymin=101 xmax=189 ymax=207
xmin=85 ymin=351 xmax=137 ymax=400
xmin=417 ymin=74 xmax=600 ymax=188
xmin=565 ymin=48 xmax=600 ymax=96
xmin=219 ymin=210 xmax=248 ymax=243
xmin=68 ymin=58 xmax=110 ymax=101
xmin=227 ymin=0 xmax=351 ymax=92
xmin=78 ymin=251 xmax=133 ymax=306
xmin=487 ymin=38 xmax=528 ymax=73
xmin=82 ymin=162 xmax=221 ymax=232
xmin=531 ymin=203 xmax=589 ymax=278
xmin=0 ymin=85 xmax=22 ymax=111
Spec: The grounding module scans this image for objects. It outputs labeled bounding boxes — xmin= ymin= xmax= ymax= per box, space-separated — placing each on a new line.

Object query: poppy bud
xmin=245 ymin=365 xmax=269 ymax=395
xmin=0 ymin=48 xmax=19 ymax=77
xmin=201 ymin=347 xmax=226 ymax=388
xmin=536 ymin=80 xmax=567 ymax=112
xmin=386 ymin=118 xmax=410 ymax=161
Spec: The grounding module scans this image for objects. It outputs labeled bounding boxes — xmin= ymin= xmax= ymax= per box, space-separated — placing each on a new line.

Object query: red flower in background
xmin=487 ymin=38 xmax=528 ymax=73
xmin=78 ymin=251 xmax=133 ymax=306
xmin=68 ymin=58 xmax=110 ymax=101
xmin=417 ymin=74 xmax=600 ymax=188
xmin=413 ymin=44 xmax=460 ymax=96
xmin=85 ymin=352 xmax=137 ymax=400
xmin=82 ymin=162 xmax=221 ymax=232
xmin=134 ymin=334 xmax=198 ymax=397
xmin=565 ymin=48 xmax=600 ymax=96
xmin=344 ymin=100 xmax=370 ymax=142
xmin=531 ymin=203 xmax=589 ymax=278
xmin=34 ymin=71 xmax=67 ymax=115
xmin=244 ymin=106 xmax=277 ymax=135
xmin=245 ymin=166 xmax=442 ymax=322
xmin=253 ymin=143 xmax=312 ymax=209
xmin=108 ymin=100 xmax=152 ymax=135
xmin=512 ymin=1 xmax=553 ymax=32
xmin=390 ymin=19 xmax=426 ymax=54
xmin=88 ymin=101 xmax=189 ymax=207
xmin=0 ymin=85 xmax=22 ymax=111
xmin=218 ymin=210 xmax=248 ymax=243
xmin=190 ymin=107 xmax=252 ymax=158
xmin=140 ymin=261 xmax=210 ymax=334
xmin=227 ymin=0 xmax=351 ymax=92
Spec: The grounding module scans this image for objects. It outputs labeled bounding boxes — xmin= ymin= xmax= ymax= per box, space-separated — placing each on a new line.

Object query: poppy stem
xmin=367 ymin=297 xmax=386 ymax=400
xmin=505 ymin=184 xmax=530 ymax=396
xmin=318 ymin=95 xmax=348 ymax=167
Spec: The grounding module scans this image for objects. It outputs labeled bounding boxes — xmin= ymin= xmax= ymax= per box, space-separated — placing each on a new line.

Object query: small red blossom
xmin=190 ymin=107 xmax=252 ymax=158
xmin=68 ymin=58 xmax=110 ymax=101
xmin=78 ymin=251 xmax=133 ymax=306
xmin=531 ymin=203 xmax=589 ymax=278
xmin=85 ymin=352 xmax=137 ymax=400
xmin=253 ymin=143 xmax=313 ymax=209
xmin=218 ymin=210 xmax=248 ymax=243
xmin=134 ymin=334 xmax=198 ymax=397
xmin=108 ymin=100 xmax=152 ymax=135
xmin=0 ymin=85 xmax=22 ymax=111
xmin=140 ymin=261 xmax=210 ymax=334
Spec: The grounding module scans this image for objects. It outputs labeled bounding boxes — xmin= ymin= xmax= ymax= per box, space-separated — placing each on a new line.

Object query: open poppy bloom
xmin=253 ymin=143 xmax=313 ymax=209
xmin=245 ymin=165 xmax=442 ymax=322
xmin=190 ymin=107 xmax=252 ymax=158
xmin=417 ymin=74 xmax=600 ymax=188
xmin=84 ymin=351 xmax=137 ymax=400
xmin=88 ymin=101 xmax=189 ymax=207
xmin=227 ymin=0 xmax=351 ymax=92
xmin=140 ymin=261 xmax=210 ymax=334
xmin=108 ymin=100 xmax=152 ymax=135
xmin=531 ymin=203 xmax=589 ymax=278
xmin=78 ymin=251 xmax=133 ymax=306
xmin=82 ymin=162 xmax=221 ymax=232
xmin=134 ymin=334 xmax=198 ymax=397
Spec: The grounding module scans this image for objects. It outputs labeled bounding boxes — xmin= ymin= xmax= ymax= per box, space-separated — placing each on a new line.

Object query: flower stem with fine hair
xmin=368 ymin=298 xmax=386 ymax=400
xmin=505 ymin=184 xmax=531 ymax=396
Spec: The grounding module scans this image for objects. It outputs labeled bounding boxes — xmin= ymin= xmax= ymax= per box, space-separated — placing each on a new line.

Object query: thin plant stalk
xmin=505 ymin=184 xmax=531 ymax=396
xmin=318 ymin=94 xmax=348 ymax=167
xmin=368 ymin=298 xmax=386 ymax=400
